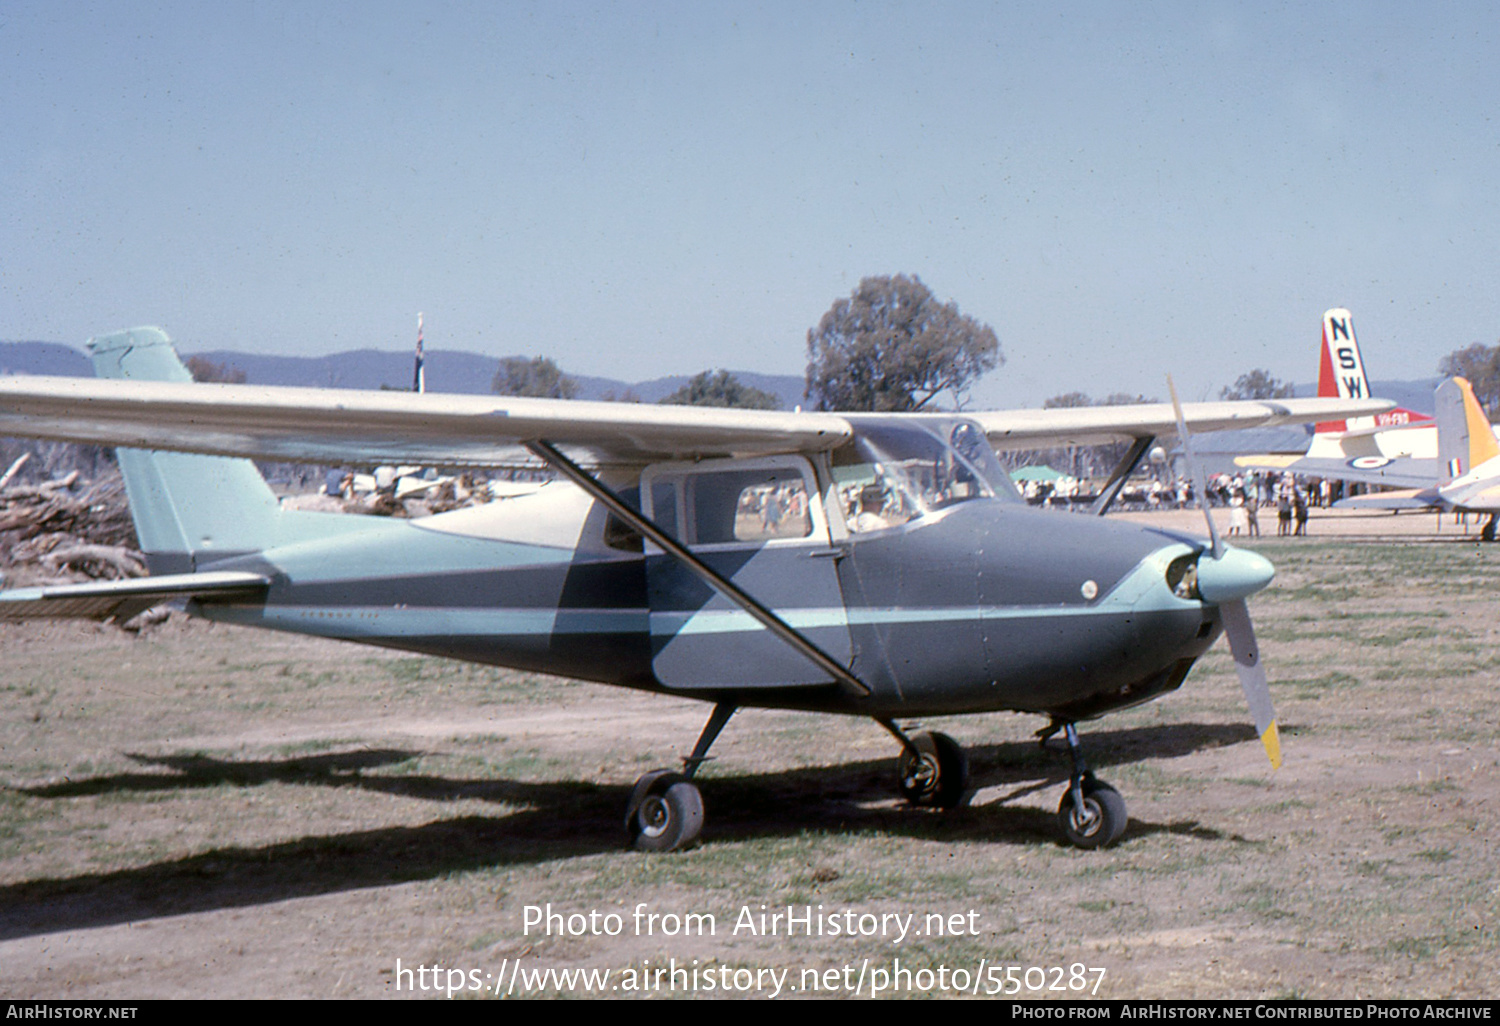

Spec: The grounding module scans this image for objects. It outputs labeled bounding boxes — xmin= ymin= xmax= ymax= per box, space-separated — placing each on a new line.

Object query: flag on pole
xmin=413 ymin=313 xmax=426 ymax=393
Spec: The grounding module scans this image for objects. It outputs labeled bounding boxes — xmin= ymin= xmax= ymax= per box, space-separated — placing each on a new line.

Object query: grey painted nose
xmin=1195 ymin=546 xmax=1275 ymax=603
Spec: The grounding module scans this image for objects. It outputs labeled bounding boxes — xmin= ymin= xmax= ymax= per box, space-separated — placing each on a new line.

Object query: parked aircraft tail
xmin=1434 ymin=376 xmax=1500 ymax=481
xmin=1314 ymin=309 xmax=1375 ymax=434
xmin=1312 ymin=308 xmax=1434 ymax=438
xmin=89 ymin=327 xmax=361 ymax=574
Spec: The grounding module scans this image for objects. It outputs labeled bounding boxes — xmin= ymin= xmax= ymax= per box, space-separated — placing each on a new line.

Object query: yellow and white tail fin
xmin=1435 ymin=377 xmax=1500 ymax=481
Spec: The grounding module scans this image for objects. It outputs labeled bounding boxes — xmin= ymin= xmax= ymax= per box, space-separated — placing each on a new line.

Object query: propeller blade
xmin=1166 ymin=375 xmax=1223 ymax=559
xmin=1219 ymin=597 xmax=1282 ymax=769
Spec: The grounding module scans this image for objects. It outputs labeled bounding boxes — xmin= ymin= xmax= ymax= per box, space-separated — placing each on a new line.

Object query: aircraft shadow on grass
xmin=0 ymin=721 xmax=1258 ymax=940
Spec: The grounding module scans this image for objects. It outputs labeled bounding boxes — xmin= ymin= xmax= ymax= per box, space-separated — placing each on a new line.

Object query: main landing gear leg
xmin=1050 ymin=722 xmax=1127 ymax=849
xmin=876 ymin=718 xmax=970 ymax=809
xmin=625 ymin=702 xmax=736 ymax=853
xmin=1483 ymin=514 xmax=1497 ymax=543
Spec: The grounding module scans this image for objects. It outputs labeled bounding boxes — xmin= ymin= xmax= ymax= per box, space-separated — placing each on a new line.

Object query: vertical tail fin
xmin=1315 ymin=309 xmax=1373 ymax=433
xmin=89 ymin=328 xmax=285 ymax=573
xmin=1434 ymin=377 xmax=1500 ymax=482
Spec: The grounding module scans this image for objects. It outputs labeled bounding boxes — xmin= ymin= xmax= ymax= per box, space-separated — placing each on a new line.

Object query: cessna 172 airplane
xmin=0 ymin=328 xmax=1391 ymax=851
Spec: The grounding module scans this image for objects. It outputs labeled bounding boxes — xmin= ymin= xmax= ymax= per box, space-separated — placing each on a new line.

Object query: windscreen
xmin=833 ymin=418 xmax=1021 ymax=532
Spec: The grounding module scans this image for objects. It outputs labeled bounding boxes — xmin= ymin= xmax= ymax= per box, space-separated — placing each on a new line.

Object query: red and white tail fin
xmin=1314 ymin=308 xmax=1432 ymax=434
xmin=1315 ymin=309 xmax=1373 ymax=433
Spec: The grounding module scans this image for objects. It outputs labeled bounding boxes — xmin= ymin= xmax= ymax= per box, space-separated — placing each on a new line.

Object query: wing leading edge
xmin=969 ymin=397 xmax=1395 ymax=451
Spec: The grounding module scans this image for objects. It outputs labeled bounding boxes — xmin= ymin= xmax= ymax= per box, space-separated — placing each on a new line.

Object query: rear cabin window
xmin=685 ymin=468 xmax=811 ymax=545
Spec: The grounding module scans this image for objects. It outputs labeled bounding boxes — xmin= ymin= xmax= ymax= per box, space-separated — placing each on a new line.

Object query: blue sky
xmin=3 ymin=1 xmax=1498 ymax=407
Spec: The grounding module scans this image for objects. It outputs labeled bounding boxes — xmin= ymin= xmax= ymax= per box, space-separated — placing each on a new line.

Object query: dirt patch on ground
xmin=1 ymin=516 xmax=1497 ymax=999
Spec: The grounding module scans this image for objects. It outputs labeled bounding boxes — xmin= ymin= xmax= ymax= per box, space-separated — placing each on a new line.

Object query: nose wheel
xmin=1046 ymin=721 xmax=1129 ymax=848
xmin=1058 ymin=777 xmax=1127 ymax=848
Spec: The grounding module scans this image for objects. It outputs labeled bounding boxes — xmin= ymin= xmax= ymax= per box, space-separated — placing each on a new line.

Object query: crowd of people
xmin=1021 ymin=468 xmax=1345 ymax=537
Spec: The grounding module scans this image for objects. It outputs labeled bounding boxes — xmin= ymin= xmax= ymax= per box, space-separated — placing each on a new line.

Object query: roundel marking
xmin=1348 ymin=456 xmax=1392 ymax=470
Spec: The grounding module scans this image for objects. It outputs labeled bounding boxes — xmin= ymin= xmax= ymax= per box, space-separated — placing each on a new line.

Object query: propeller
xmin=1168 ymin=377 xmax=1282 ymax=770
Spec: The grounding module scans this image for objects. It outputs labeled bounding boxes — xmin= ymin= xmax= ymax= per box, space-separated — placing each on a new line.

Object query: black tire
xmin=897 ymin=730 xmax=970 ymax=809
xmin=1057 ymin=780 xmax=1127 ymax=849
xmin=1484 ymin=517 xmax=1497 ymax=543
xmin=627 ymin=774 xmax=704 ymax=853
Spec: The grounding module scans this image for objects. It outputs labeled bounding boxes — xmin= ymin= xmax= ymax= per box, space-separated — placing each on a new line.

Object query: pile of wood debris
xmin=0 ymin=455 xmax=144 ymax=588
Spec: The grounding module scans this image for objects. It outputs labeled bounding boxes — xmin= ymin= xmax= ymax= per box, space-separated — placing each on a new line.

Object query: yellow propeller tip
xmin=1262 ymin=721 xmax=1282 ymax=770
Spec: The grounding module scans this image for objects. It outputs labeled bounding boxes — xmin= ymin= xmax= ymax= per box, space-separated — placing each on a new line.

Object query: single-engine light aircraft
xmin=0 ymin=329 xmax=1392 ymax=850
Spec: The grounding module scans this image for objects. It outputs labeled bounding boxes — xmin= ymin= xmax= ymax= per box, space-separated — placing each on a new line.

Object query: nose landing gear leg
xmin=1053 ymin=722 xmax=1128 ymax=849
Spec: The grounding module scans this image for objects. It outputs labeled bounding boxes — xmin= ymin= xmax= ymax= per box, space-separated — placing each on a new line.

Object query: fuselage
xmin=194 ymin=474 xmax=1228 ymax=722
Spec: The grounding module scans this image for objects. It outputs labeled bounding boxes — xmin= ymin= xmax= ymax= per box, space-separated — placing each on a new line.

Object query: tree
xmin=185 ymin=356 xmax=246 ymax=384
xmin=493 ymin=356 xmax=578 ymax=399
xmin=1220 ymin=369 xmax=1295 ymax=401
xmin=1439 ymin=342 xmax=1500 ymax=417
xmin=659 ymin=370 xmax=780 ymax=410
xmin=804 ymin=274 xmax=1001 ymax=412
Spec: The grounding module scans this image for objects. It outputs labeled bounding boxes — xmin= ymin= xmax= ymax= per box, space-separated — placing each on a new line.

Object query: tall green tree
xmin=1439 ymin=342 xmax=1500 ymax=417
xmin=493 ymin=356 xmax=579 ymax=399
xmin=659 ymin=370 xmax=780 ymax=410
xmin=804 ymin=274 xmax=1001 ymax=412
xmin=1220 ymin=369 xmax=1295 ymax=401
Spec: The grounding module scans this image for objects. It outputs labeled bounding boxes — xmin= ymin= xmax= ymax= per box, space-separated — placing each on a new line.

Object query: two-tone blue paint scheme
xmin=183 ymin=435 xmax=1236 ymax=727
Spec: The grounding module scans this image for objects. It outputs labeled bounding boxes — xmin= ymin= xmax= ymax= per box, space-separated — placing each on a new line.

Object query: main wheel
xmin=897 ymin=730 xmax=969 ymax=809
xmin=626 ymin=772 xmax=704 ymax=853
xmin=1057 ymin=780 xmax=1127 ymax=849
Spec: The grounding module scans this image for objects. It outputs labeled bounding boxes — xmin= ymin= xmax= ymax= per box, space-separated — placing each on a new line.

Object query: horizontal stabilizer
xmin=1234 ymin=454 xmax=1442 ymax=490
xmin=1334 ymin=489 xmax=1440 ymax=511
xmin=0 ymin=570 xmax=269 ymax=623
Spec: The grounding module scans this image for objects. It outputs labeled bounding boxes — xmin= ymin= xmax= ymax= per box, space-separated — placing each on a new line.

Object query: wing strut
xmin=523 ymin=440 xmax=871 ymax=698
xmin=1088 ymin=435 xmax=1155 ymax=516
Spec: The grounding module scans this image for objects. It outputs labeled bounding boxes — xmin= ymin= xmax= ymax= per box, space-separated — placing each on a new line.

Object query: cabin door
xmin=641 ymin=456 xmax=853 ymax=689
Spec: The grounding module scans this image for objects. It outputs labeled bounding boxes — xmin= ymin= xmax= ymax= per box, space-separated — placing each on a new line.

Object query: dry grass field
xmin=1 ymin=508 xmax=1497 ymax=999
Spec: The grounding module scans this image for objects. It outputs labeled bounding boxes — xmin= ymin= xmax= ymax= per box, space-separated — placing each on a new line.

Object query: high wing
xmin=0 ymin=328 xmax=1394 ymax=468
xmin=967 ymin=397 xmax=1395 ymax=450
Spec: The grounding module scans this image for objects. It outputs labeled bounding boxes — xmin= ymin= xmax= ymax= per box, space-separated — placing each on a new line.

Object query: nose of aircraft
xmin=1194 ymin=546 xmax=1275 ymax=604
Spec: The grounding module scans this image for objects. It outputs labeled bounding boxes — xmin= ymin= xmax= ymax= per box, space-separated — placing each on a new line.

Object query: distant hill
xmin=0 ymin=341 xmax=807 ymax=409
xmin=0 ymin=341 xmax=92 ymax=378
